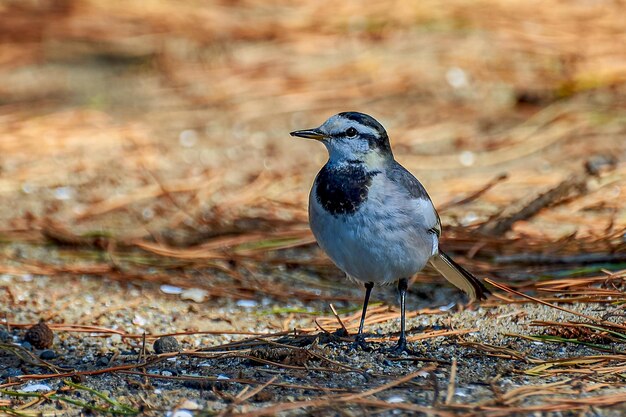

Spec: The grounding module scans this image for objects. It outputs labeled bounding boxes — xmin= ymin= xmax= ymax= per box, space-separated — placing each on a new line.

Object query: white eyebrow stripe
xmin=355 ymin=124 xmax=379 ymax=136
xmin=338 ymin=120 xmax=379 ymax=136
xmin=325 ymin=115 xmax=384 ymax=138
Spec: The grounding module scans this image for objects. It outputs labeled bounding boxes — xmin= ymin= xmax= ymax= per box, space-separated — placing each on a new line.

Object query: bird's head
xmin=290 ymin=112 xmax=393 ymax=168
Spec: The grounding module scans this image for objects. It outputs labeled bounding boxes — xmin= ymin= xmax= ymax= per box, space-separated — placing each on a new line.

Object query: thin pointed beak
xmin=290 ymin=128 xmax=327 ymax=141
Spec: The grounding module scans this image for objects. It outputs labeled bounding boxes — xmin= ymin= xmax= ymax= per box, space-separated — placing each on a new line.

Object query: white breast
xmin=309 ymin=173 xmax=438 ymax=284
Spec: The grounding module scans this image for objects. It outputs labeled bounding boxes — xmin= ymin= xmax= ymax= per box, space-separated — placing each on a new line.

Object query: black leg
xmin=352 ymin=282 xmax=374 ymax=351
xmin=358 ymin=282 xmax=374 ymax=336
xmin=386 ymin=278 xmax=413 ymax=355
xmin=398 ymin=278 xmax=408 ymax=350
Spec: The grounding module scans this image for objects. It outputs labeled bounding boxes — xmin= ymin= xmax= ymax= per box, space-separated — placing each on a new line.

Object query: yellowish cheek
xmin=364 ymin=150 xmax=386 ymax=169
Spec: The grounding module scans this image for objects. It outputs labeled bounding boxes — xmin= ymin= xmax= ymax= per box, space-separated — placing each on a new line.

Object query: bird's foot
xmin=350 ymin=334 xmax=372 ymax=352
xmin=383 ymin=336 xmax=416 ymax=356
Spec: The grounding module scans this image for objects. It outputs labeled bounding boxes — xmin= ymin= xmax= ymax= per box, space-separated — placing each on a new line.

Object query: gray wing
xmin=387 ymin=161 xmax=429 ymax=199
xmin=387 ymin=161 xmax=442 ymax=236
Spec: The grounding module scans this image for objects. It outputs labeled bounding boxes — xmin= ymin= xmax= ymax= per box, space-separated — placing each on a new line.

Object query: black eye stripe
xmin=331 ymin=131 xmax=391 ymax=153
xmin=335 ymin=132 xmax=376 ymax=141
xmin=338 ymin=112 xmax=387 ymax=135
xmin=335 ymin=131 xmax=361 ymax=139
xmin=363 ymin=132 xmax=391 ymax=152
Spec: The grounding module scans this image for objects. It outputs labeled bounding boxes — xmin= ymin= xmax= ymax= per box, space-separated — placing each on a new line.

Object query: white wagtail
xmin=291 ymin=112 xmax=490 ymax=354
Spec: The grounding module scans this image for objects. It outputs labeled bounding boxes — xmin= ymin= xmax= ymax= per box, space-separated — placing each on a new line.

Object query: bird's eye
xmin=346 ymin=127 xmax=357 ymax=137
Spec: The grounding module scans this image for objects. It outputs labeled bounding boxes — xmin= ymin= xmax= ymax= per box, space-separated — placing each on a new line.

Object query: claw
xmin=350 ymin=334 xmax=372 ymax=352
xmin=384 ymin=336 xmax=416 ymax=356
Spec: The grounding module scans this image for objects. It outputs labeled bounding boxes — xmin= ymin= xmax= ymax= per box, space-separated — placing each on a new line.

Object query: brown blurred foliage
xmin=0 ymin=0 xmax=624 ymax=243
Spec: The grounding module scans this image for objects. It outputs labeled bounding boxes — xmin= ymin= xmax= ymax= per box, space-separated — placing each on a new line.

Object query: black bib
xmin=315 ymin=164 xmax=380 ymax=216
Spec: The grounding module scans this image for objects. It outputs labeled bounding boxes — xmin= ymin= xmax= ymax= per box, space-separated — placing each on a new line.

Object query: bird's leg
xmin=357 ymin=282 xmax=374 ymax=336
xmin=396 ymin=278 xmax=409 ymax=352
xmin=386 ymin=278 xmax=415 ymax=355
xmin=351 ymin=282 xmax=373 ymax=351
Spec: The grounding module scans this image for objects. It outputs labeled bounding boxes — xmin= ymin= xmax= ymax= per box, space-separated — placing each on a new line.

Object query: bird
xmin=290 ymin=112 xmax=490 ymax=354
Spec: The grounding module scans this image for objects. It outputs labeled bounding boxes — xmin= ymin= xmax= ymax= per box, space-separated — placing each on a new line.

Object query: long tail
xmin=429 ymin=251 xmax=490 ymax=301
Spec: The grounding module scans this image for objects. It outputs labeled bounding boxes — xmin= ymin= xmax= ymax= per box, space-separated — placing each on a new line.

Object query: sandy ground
xmin=2 ymin=242 xmax=626 ymax=416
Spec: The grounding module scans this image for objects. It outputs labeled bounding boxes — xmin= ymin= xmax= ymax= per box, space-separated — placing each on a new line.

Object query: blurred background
xmin=2 ymin=2 xmax=626 ymax=411
xmin=0 ymin=0 xmax=625 ymax=255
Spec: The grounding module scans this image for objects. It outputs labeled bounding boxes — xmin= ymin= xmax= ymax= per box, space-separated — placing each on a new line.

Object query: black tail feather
xmin=439 ymin=251 xmax=491 ymax=301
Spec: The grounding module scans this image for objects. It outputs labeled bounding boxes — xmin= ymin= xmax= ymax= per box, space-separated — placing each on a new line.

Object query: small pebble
xmin=179 ymin=129 xmax=198 ymax=148
xmin=178 ymin=400 xmax=200 ymax=410
xmin=96 ymin=356 xmax=110 ymax=366
xmin=20 ymin=383 xmax=52 ymax=393
xmin=25 ymin=321 xmax=54 ymax=349
xmin=53 ymin=186 xmax=74 ymax=200
xmin=132 ymin=314 xmax=147 ymax=326
xmin=0 ymin=330 xmax=11 ymax=341
xmin=446 ymin=66 xmax=469 ymax=88
xmin=168 ymin=410 xmax=193 ymax=417
xmin=459 ymin=150 xmax=475 ymax=167
xmin=21 ymin=341 xmax=33 ymax=350
xmin=236 ymin=299 xmax=258 ymax=308
xmin=160 ymin=285 xmax=184 ymax=295
xmin=2 ymin=368 xmax=22 ymax=378
xmin=180 ymin=288 xmax=209 ymax=303
xmin=39 ymin=350 xmax=57 ymax=360
xmin=387 ymin=395 xmax=405 ymax=403
xmin=153 ymin=336 xmax=180 ymax=354
xmin=455 ymin=387 xmax=470 ymax=397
